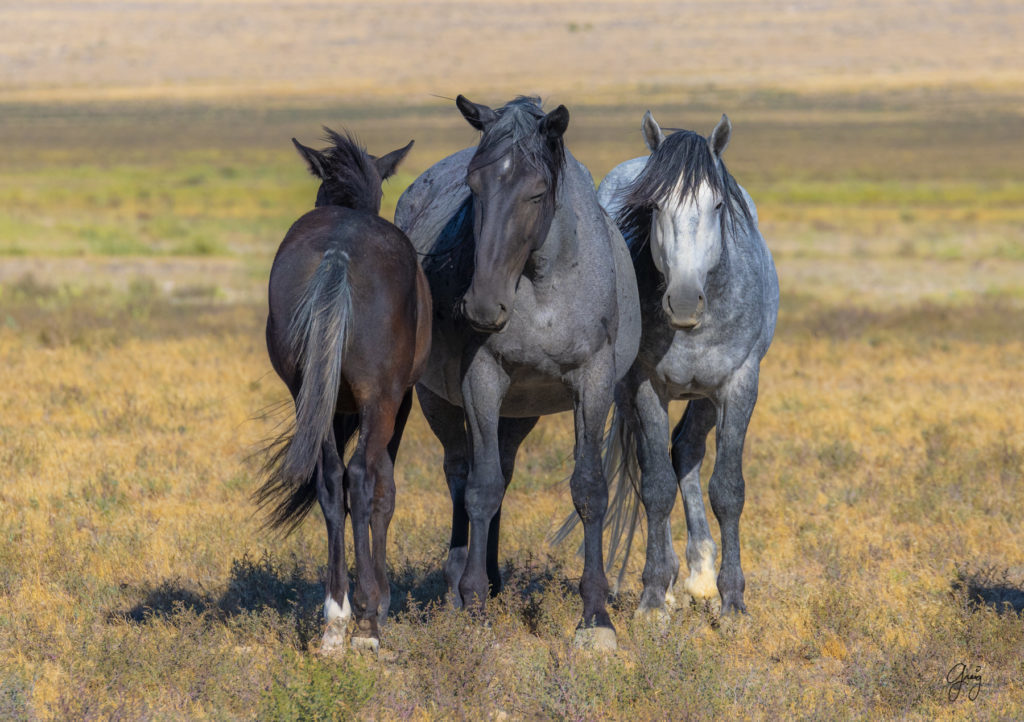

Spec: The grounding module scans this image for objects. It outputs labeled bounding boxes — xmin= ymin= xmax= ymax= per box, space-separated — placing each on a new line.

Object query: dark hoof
xmin=574 ymin=615 xmax=617 ymax=651
xmin=720 ymin=596 xmax=748 ymax=616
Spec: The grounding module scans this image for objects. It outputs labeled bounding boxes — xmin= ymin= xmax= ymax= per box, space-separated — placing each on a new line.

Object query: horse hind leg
xmin=671 ymin=398 xmax=719 ymax=608
xmin=318 ymin=426 xmax=351 ymax=654
xmin=416 ymin=384 xmax=471 ymax=609
xmin=484 ymin=416 xmax=540 ymax=596
xmin=371 ymin=390 xmax=413 ymax=624
xmin=347 ymin=398 xmax=400 ymax=652
xmin=569 ymin=364 xmax=618 ymax=650
xmin=708 ymin=368 xmax=759 ymax=615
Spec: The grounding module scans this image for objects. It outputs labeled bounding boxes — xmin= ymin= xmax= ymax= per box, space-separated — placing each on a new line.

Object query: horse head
xmin=456 ymin=95 xmax=568 ymax=332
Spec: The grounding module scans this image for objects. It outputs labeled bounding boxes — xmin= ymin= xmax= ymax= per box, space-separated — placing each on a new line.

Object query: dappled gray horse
xmin=561 ymin=111 xmax=778 ymax=616
xmin=395 ymin=96 xmax=640 ymax=648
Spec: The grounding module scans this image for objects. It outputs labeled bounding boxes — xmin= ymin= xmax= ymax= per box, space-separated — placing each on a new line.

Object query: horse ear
xmin=456 ymin=95 xmax=498 ymax=131
xmin=375 ymin=140 xmax=414 ymax=180
xmin=293 ymin=138 xmax=328 ymax=179
xmin=709 ymin=114 xmax=731 ymax=157
xmin=641 ymin=110 xmax=665 ymax=152
xmin=540 ymin=104 xmax=570 ymax=140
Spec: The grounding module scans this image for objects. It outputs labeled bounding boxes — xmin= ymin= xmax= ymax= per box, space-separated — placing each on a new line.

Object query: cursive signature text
xmin=946 ymin=662 xmax=982 ymax=702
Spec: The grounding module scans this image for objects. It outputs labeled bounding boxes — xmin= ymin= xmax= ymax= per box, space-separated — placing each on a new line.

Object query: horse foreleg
xmin=625 ymin=374 xmax=679 ymax=618
xmin=708 ymin=364 xmax=759 ymax=615
xmin=459 ymin=355 xmax=509 ymax=610
xmin=670 ymin=397 xmax=718 ymax=607
xmin=570 ymin=365 xmax=617 ymax=650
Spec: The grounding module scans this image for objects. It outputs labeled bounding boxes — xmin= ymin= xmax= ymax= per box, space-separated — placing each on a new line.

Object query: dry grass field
xmin=3 ymin=1 xmax=1024 ymax=719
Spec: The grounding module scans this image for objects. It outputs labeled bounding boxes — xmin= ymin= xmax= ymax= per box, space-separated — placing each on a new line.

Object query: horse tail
xmin=256 ymin=246 xmax=353 ymax=533
xmin=550 ymin=406 xmax=643 ymax=594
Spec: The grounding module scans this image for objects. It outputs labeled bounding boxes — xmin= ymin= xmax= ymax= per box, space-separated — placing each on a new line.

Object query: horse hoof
xmin=573 ymin=625 xmax=617 ymax=651
xmin=633 ymin=605 xmax=672 ymax=626
xmin=682 ymin=568 xmax=718 ymax=602
xmin=350 ymin=635 xmax=380 ymax=655
xmin=444 ymin=546 xmax=468 ymax=601
xmin=446 ymin=590 xmax=464 ymax=610
xmin=319 ymin=621 xmax=348 ymax=655
xmin=720 ymin=597 xmax=748 ymax=616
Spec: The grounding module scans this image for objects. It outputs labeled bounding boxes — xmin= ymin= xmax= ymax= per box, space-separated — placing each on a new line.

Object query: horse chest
xmin=645 ymin=330 xmax=737 ymax=400
xmin=488 ymin=299 xmax=606 ymax=369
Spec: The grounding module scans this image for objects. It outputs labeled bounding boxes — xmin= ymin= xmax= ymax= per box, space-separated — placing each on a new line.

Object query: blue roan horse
xmin=396 ymin=96 xmax=640 ymax=649
xmin=560 ymin=111 xmax=778 ymax=616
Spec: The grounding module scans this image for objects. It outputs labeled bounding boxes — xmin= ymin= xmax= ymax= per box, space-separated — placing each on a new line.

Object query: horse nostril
xmin=498 ymin=302 xmax=508 ymax=313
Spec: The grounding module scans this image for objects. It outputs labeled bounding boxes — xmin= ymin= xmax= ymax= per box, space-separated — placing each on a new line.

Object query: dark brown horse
xmin=257 ymin=129 xmax=430 ymax=653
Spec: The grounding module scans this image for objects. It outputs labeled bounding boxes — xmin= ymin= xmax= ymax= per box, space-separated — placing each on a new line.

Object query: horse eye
xmin=529 ymin=192 xmax=545 ymax=204
xmin=715 ymin=201 xmax=724 ymax=210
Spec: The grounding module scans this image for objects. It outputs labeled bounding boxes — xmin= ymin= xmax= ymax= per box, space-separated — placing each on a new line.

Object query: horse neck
xmin=526 ymin=171 xmax=578 ymax=279
xmin=703 ymin=215 xmax=749 ymax=304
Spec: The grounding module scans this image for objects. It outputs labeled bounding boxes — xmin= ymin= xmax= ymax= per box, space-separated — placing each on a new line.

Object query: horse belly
xmin=500 ymin=377 xmax=573 ymax=416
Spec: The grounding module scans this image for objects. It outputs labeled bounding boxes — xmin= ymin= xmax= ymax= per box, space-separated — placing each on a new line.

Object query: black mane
xmin=467 ymin=96 xmax=566 ymax=193
xmin=316 ymin=128 xmax=382 ymax=214
xmin=616 ymin=129 xmax=751 ymax=260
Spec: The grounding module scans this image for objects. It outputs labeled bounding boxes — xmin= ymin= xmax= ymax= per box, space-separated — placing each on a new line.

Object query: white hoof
xmin=683 ymin=541 xmax=718 ymax=601
xmin=350 ymin=635 xmax=380 ymax=655
xmin=683 ymin=593 xmax=722 ymax=618
xmin=573 ymin=626 xmax=618 ymax=651
xmin=320 ymin=620 xmax=348 ymax=655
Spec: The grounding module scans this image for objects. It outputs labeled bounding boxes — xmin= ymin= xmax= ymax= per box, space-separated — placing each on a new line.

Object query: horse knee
xmin=641 ymin=473 xmax=676 ymax=514
xmin=708 ymin=471 xmax=744 ymax=519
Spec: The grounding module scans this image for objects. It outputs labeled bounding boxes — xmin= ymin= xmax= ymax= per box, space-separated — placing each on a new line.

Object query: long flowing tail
xmin=255 ymin=247 xmax=353 ymax=533
xmin=550 ymin=406 xmax=644 ymax=594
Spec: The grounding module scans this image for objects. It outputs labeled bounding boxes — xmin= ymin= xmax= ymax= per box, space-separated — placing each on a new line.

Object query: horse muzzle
xmin=663 ymin=286 xmax=705 ymax=331
xmin=461 ymin=296 xmax=510 ymax=333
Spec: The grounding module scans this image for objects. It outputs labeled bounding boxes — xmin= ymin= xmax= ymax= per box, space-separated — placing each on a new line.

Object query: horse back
xmin=395 ymin=147 xmax=475 ymax=253
xmin=268 ymin=206 xmax=429 ymax=406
